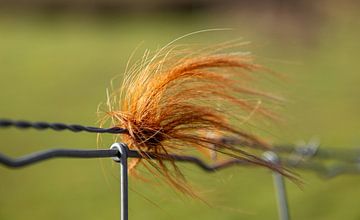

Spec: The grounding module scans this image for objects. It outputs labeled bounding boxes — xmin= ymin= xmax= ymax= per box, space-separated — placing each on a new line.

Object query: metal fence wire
xmin=1 ymin=119 xmax=360 ymax=220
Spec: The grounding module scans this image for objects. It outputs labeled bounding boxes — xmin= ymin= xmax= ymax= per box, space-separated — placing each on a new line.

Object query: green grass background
xmin=1 ymin=2 xmax=360 ymax=219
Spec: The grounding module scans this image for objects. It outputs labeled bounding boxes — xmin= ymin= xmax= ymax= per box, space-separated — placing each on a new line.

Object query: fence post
xmin=111 ymin=143 xmax=129 ymax=220
xmin=263 ymin=151 xmax=290 ymax=220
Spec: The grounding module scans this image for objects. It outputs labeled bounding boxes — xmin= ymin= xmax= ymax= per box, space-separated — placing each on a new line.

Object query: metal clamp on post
xmin=110 ymin=143 xmax=129 ymax=220
xmin=263 ymin=151 xmax=290 ymax=220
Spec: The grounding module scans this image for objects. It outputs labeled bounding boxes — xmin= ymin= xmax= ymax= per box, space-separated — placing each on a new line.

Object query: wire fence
xmin=1 ymin=118 xmax=360 ymax=220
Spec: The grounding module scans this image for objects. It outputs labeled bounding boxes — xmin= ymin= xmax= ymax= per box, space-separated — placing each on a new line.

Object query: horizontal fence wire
xmin=0 ymin=146 xmax=251 ymax=171
xmin=0 ymin=149 xmax=119 ymax=167
xmin=1 ymin=118 xmax=360 ymax=177
xmin=0 ymin=119 xmax=127 ymax=134
xmin=1 ymin=144 xmax=360 ymax=178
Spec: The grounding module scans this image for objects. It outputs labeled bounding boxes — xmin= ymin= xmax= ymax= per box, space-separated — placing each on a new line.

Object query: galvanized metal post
xmin=263 ymin=151 xmax=290 ymax=220
xmin=110 ymin=143 xmax=129 ymax=220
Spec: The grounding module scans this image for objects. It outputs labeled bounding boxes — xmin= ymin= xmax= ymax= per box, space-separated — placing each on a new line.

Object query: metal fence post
xmin=110 ymin=143 xmax=129 ymax=220
xmin=263 ymin=151 xmax=290 ymax=220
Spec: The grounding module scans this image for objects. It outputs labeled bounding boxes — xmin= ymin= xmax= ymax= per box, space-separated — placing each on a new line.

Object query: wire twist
xmin=0 ymin=119 xmax=127 ymax=134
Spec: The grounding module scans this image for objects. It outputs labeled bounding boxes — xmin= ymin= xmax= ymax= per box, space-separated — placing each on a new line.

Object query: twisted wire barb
xmin=0 ymin=119 xmax=127 ymax=134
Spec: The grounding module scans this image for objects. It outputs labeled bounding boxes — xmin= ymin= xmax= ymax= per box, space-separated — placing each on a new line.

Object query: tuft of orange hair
xmin=101 ymin=42 xmax=295 ymax=197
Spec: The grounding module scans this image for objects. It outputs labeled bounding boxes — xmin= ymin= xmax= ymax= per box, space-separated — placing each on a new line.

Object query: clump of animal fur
xmin=101 ymin=42 xmax=295 ymax=197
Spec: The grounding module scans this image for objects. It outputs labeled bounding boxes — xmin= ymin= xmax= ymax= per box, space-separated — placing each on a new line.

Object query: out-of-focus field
xmin=1 ymin=2 xmax=360 ymax=220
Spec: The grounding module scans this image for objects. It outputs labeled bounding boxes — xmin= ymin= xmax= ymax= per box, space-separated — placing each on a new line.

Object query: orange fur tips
xmin=101 ymin=42 xmax=295 ymax=197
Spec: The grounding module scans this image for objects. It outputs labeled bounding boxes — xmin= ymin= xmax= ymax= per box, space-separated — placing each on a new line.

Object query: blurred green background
xmin=1 ymin=0 xmax=360 ymax=219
